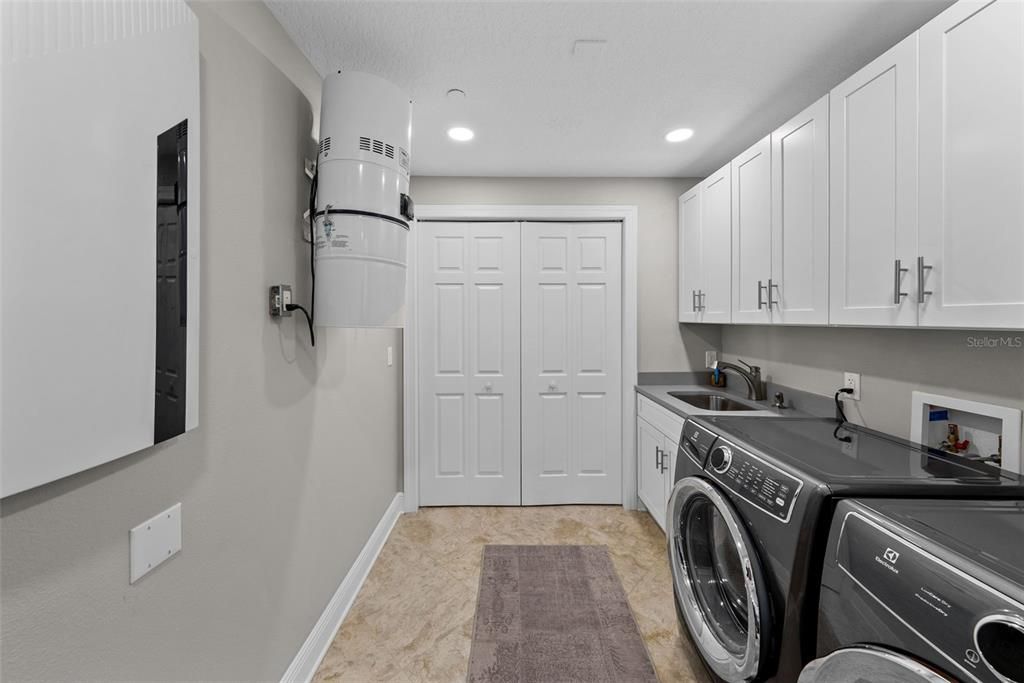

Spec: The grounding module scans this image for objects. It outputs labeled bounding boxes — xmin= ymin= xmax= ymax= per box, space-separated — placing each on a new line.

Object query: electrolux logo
xmin=874 ymin=547 xmax=901 ymax=574
xmin=966 ymin=335 xmax=1023 ymax=349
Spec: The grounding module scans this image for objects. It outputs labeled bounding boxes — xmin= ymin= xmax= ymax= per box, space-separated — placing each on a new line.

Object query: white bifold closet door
xmin=417 ymin=222 xmax=522 ymax=506
xmin=521 ymin=222 xmax=622 ymax=505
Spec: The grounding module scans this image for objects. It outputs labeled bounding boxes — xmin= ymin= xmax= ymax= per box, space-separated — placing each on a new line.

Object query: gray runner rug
xmin=467 ymin=545 xmax=659 ymax=683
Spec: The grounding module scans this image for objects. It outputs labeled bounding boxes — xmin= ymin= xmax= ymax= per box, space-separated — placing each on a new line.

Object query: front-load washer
xmin=803 ymin=498 xmax=1024 ymax=683
xmin=667 ymin=416 xmax=1024 ymax=683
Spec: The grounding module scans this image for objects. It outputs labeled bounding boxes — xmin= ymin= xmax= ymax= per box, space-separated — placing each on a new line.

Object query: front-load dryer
xmin=803 ymin=498 xmax=1024 ymax=683
xmin=667 ymin=416 xmax=1024 ymax=683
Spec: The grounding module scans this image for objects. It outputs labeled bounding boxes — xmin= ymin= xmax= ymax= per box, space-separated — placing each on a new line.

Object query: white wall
xmin=0 ymin=3 xmax=403 ymax=680
xmin=410 ymin=176 xmax=721 ymax=372
xmin=721 ymin=325 xmax=1024 ymax=444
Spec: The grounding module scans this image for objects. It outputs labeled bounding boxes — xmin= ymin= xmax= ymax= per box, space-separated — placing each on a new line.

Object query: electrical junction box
xmin=0 ymin=0 xmax=201 ymax=497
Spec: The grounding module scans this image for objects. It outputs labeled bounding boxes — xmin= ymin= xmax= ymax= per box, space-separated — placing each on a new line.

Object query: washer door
xmin=798 ymin=646 xmax=955 ymax=682
xmin=668 ymin=476 xmax=772 ymax=682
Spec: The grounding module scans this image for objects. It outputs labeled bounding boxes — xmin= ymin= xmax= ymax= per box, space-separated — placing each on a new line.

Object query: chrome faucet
xmin=711 ymin=359 xmax=767 ymax=401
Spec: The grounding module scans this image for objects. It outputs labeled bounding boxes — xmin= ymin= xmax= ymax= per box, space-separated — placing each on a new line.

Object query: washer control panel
xmin=708 ymin=440 xmax=801 ymax=522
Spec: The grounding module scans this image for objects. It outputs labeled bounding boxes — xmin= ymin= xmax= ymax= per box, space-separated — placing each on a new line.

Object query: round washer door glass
xmin=668 ymin=476 xmax=771 ymax=682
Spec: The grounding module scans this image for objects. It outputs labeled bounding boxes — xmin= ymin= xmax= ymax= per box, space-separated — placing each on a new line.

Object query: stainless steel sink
xmin=667 ymin=392 xmax=759 ymax=412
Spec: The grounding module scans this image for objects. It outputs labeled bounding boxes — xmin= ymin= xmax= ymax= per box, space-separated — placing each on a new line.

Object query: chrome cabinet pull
xmin=698 ymin=290 xmax=707 ymax=311
xmin=757 ymin=280 xmax=767 ymax=310
xmin=893 ymin=259 xmax=909 ymax=304
xmin=917 ymin=257 xmax=933 ymax=303
xmin=768 ymin=278 xmax=779 ymax=308
xmin=655 ymin=447 xmax=663 ymax=471
xmin=691 ymin=289 xmax=698 ymax=313
xmin=660 ymin=449 xmax=669 ymax=474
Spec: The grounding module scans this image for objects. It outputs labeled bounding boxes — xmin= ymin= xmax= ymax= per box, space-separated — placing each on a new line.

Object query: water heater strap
xmin=315 ymin=208 xmax=410 ymax=230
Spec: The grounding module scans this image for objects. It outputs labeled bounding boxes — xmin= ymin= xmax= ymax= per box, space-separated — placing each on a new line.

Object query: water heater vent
xmin=358 ymin=136 xmax=371 ymax=151
xmin=385 ymin=143 xmax=394 ymax=159
xmin=320 ymin=137 xmax=332 ymax=155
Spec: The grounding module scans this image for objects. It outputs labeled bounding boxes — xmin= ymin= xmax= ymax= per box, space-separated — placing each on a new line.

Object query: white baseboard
xmin=281 ymin=492 xmax=404 ymax=683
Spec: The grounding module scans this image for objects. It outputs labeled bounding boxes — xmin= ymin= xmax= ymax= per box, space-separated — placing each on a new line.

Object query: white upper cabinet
xmin=701 ymin=164 xmax=733 ymax=323
xmin=678 ymin=187 xmax=702 ymax=322
xmin=771 ymin=95 xmax=830 ymax=325
xmin=917 ymin=0 xmax=1024 ymax=329
xmin=829 ymin=34 xmax=919 ymax=327
xmin=731 ymin=136 xmax=773 ymax=324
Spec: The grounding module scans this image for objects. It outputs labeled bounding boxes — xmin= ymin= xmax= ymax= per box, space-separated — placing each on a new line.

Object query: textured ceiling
xmin=266 ymin=0 xmax=953 ymax=177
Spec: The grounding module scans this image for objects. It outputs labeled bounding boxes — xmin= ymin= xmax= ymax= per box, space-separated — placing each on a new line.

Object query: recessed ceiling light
xmin=665 ymin=128 xmax=694 ymax=143
xmin=448 ymin=126 xmax=474 ymax=142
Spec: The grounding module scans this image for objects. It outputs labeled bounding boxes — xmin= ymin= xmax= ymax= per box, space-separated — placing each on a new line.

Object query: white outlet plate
xmin=706 ymin=350 xmax=718 ymax=369
xmin=130 ymin=503 xmax=182 ymax=584
xmin=843 ymin=372 xmax=861 ymax=401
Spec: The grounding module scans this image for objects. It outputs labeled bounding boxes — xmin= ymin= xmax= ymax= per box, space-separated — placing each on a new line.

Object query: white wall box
xmin=1 ymin=0 xmax=201 ymax=498
xmin=770 ymin=95 xmax=830 ymax=325
xmin=828 ymin=33 xmax=919 ymax=327
xmin=910 ymin=392 xmax=1022 ymax=475
xmin=731 ymin=136 xmax=773 ymax=325
xmin=917 ymin=0 xmax=1024 ymax=329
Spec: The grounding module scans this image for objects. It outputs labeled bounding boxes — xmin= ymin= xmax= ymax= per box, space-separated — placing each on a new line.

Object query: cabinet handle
xmin=660 ymin=450 xmax=669 ymax=474
xmin=655 ymin=447 xmax=663 ymax=470
xmin=698 ymin=290 xmax=707 ymax=312
xmin=917 ymin=257 xmax=933 ymax=304
xmin=893 ymin=259 xmax=909 ymax=304
xmin=768 ymin=278 xmax=779 ymax=308
xmin=691 ymin=289 xmax=698 ymax=313
xmin=757 ymin=280 xmax=767 ymax=310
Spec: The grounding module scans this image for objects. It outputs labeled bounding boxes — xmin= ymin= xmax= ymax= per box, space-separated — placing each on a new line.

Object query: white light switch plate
xmin=130 ymin=503 xmax=181 ymax=584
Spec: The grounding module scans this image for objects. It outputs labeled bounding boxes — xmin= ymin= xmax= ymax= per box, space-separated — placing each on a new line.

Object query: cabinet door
xmin=772 ymin=95 xmax=829 ymax=325
xmin=829 ymin=34 xmax=919 ymax=327
xmin=918 ymin=0 xmax=1024 ymax=329
xmin=678 ymin=187 xmax=703 ymax=323
xmin=637 ymin=417 xmax=667 ymax=531
xmin=701 ymin=164 xmax=733 ymax=323
xmin=417 ymin=222 xmax=522 ymax=506
xmin=521 ymin=222 xmax=622 ymax=505
xmin=731 ymin=136 xmax=773 ymax=324
xmin=662 ymin=431 xmax=679 ymax=527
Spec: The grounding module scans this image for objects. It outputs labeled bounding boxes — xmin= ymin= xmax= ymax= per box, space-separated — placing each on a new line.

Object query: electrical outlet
xmin=706 ymin=350 xmax=718 ymax=369
xmin=843 ymin=372 xmax=861 ymax=401
xmin=269 ymin=284 xmax=293 ymax=318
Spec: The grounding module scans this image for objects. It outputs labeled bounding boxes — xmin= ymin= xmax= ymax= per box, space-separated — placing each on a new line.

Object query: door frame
xmin=403 ymin=204 xmax=639 ymax=512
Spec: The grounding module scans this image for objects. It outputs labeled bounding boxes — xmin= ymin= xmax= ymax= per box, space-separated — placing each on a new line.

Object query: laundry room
xmin=1 ymin=0 xmax=1022 ymax=682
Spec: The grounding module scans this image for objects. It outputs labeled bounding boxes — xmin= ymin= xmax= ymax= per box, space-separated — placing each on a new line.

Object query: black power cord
xmin=286 ymin=303 xmax=315 ymax=344
xmin=298 ymin=156 xmax=318 ymax=346
xmin=833 ymin=387 xmax=855 ymax=442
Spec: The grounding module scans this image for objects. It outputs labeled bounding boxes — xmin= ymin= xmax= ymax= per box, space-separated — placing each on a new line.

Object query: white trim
xmin=281 ymin=492 xmax=404 ymax=683
xmin=910 ymin=391 xmax=1022 ymax=474
xmin=403 ymin=204 xmax=640 ymax=511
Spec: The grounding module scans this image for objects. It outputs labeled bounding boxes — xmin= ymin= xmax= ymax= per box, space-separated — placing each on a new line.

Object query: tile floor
xmin=313 ymin=506 xmax=710 ymax=683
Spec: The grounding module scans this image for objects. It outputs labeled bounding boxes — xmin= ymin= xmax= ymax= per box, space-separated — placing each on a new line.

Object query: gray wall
xmin=0 ymin=3 xmax=402 ymax=680
xmin=721 ymin=325 xmax=1024 ymax=441
xmin=410 ymin=176 xmax=720 ymax=373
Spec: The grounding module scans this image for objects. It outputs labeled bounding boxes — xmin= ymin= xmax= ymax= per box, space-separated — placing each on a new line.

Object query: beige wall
xmin=410 ymin=176 xmax=720 ymax=373
xmin=0 ymin=3 xmax=402 ymax=680
xmin=721 ymin=325 xmax=1024 ymax=444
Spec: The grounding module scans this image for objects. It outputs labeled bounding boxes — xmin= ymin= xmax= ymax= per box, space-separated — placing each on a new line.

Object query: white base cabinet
xmin=636 ymin=394 xmax=685 ymax=532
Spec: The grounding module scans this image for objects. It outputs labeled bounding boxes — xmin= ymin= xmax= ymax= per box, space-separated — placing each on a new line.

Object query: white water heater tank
xmin=315 ymin=71 xmax=413 ymax=327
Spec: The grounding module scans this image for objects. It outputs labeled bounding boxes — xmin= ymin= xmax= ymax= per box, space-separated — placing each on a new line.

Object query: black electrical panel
xmin=154 ymin=120 xmax=188 ymax=443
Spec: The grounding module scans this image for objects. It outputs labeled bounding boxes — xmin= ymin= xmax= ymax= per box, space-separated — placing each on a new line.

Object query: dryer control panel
xmin=708 ymin=439 xmax=802 ymax=523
